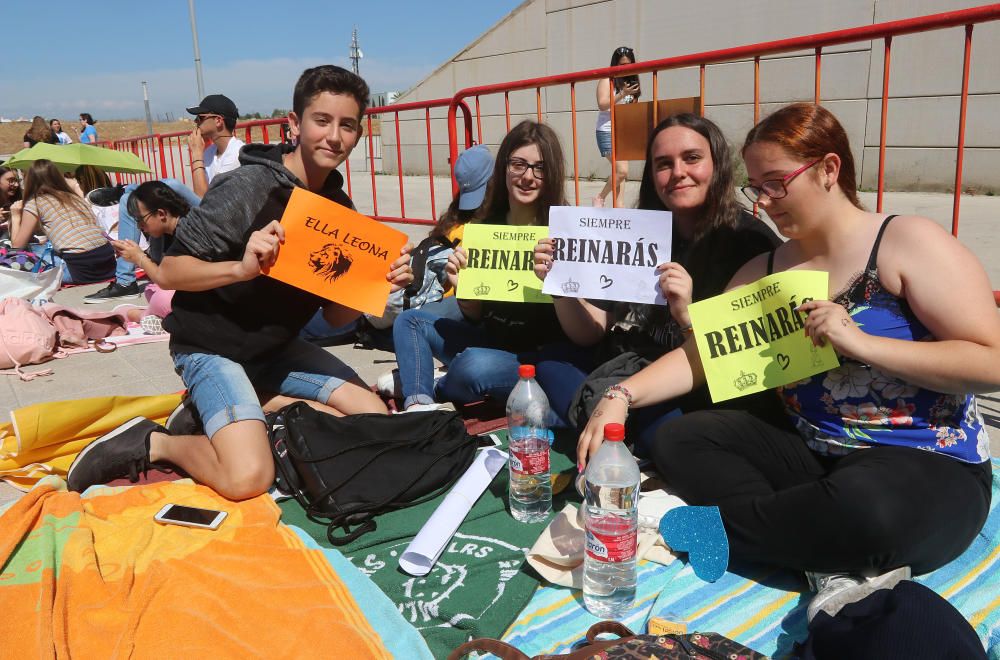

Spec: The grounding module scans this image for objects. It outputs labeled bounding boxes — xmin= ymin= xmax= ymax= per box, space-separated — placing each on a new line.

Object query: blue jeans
xmin=393 ymin=297 xmax=467 ymax=407
xmin=116 ymin=179 xmax=200 ymax=287
xmin=394 ymin=298 xmax=589 ymax=410
xmin=172 ymin=338 xmax=359 ymax=439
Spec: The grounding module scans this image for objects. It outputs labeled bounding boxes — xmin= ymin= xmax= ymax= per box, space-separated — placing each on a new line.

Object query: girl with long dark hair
xmin=534 ymin=113 xmax=780 ymax=452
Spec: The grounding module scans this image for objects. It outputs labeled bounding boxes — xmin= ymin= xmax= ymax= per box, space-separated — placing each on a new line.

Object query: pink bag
xmin=41 ymin=303 xmax=129 ymax=349
xmin=0 ymin=298 xmax=58 ymax=380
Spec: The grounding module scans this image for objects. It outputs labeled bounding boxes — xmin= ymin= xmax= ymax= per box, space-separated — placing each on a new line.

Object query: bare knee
xmin=325 ymin=380 xmax=388 ymax=415
xmin=216 ymin=461 xmax=275 ymax=500
xmin=614 ymin=162 xmax=629 ymax=180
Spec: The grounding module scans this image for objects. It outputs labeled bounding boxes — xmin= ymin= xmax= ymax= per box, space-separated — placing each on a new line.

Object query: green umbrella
xmin=2 ymin=142 xmax=152 ymax=174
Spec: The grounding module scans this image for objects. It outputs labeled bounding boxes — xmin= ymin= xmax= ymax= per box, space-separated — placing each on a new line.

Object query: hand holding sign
xmin=533 ymin=237 xmax=555 ymax=282
xmin=387 ymin=243 xmax=415 ymax=293
xmin=799 ymin=299 xmax=867 ymax=359
xmin=445 ymin=246 xmax=468 ymax=291
xmin=657 ymin=262 xmax=693 ymax=328
xmin=241 ymin=220 xmax=285 ymax=280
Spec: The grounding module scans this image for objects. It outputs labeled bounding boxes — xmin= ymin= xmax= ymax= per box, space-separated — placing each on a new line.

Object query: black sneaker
xmin=83 ymin=281 xmax=141 ymax=304
xmin=66 ymin=417 xmax=167 ymax=492
xmin=165 ymin=396 xmax=204 ymax=436
xmin=86 ymin=185 xmax=126 ymax=207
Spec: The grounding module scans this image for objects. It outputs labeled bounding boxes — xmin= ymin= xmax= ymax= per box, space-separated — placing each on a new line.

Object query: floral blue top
xmin=776 ymin=216 xmax=989 ymax=464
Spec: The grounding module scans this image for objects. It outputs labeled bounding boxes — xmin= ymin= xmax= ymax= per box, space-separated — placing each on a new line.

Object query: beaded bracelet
xmin=603 ymin=383 xmax=634 ymax=408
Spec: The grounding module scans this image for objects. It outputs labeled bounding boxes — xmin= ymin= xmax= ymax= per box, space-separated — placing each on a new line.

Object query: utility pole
xmin=349 ymin=27 xmax=363 ymax=76
xmin=188 ymin=0 xmax=206 ymax=99
xmin=142 ymin=81 xmax=154 ymax=135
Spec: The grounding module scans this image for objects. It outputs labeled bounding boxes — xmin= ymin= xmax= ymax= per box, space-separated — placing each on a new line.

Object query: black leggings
xmin=648 ymin=409 xmax=992 ymax=575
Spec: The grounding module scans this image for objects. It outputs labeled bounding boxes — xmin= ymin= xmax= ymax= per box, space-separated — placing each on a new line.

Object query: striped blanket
xmin=502 ymin=461 xmax=1000 ymax=659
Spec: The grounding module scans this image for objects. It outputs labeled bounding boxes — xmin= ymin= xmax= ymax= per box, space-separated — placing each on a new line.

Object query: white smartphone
xmin=154 ymin=504 xmax=228 ymax=530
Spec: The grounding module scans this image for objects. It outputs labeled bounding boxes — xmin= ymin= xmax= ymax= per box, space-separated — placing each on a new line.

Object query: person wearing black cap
xmin=186 ymin=94 xmax=245 ymax=197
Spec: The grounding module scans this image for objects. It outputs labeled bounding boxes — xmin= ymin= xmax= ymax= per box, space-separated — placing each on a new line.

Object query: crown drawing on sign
xmin=474 ymin=282 xmax=491 ymax=296
xmin=561 ymin=278 xmax=580 ymax=294
xmin=733 ymin=371 xmax=758 ymax=391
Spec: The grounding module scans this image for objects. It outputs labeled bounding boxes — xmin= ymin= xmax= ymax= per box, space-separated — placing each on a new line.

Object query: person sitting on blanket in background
xmin=369 ymin=143 xmax=493 ymax=394
xmin=577 ymin=102 xmax=999 ymax=622
xmin=0 ymin=166 xmax=22 ymax=239
xmin=66 ymin=65 xmax=414 ymax=500
xmin=531 ymin=113 xmax=781 ymax=451
xmin=8 ymin=159 xmax=115 ymax=284
xmin=391 ymin=120 xmax=587 ymax=413
xmin=83 ymin=177 xmax=201 ymax=303
xmin=105 ymin=181 xmax=187 ymax=335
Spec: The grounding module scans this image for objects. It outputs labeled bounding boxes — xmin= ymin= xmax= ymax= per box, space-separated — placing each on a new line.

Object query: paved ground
xmin=2 ymin=177 xmax=998 ymax=508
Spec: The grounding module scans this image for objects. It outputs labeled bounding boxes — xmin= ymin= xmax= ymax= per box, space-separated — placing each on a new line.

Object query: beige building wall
xmin=382 ymin=0 xmax=999 ymax=194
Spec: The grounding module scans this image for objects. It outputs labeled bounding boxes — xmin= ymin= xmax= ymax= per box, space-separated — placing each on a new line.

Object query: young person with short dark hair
xmin=67 ymin=65 xmax=414 ymax=501
xmin=186 ymin=94 xmax=245 ymax=197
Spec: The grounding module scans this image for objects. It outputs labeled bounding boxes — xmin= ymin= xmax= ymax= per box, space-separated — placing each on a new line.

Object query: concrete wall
xmin=382 ymin=0 xmax=999 ymax=193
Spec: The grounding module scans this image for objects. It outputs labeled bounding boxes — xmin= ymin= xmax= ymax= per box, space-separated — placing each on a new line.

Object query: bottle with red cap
xmin=582 ymin=422 xmax=640 ymax=618
xmin=506 ymin=364 xmax=552 ymax=523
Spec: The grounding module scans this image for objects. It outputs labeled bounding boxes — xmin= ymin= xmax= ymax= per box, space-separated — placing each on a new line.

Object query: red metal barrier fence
xmin=447 ymin=3 xmax=1000 ymax=240
xmin=105 ymin=5 xmax=998 ymax=240
xmin=103 ymin=100 xmax=474 ymax=227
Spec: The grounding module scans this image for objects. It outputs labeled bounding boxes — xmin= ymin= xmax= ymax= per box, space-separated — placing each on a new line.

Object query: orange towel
xmin=0 ymin=479 xmax=390 ymax=658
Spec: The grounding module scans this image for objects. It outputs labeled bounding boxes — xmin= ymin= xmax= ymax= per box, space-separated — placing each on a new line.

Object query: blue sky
xmin=1 ymin=0 xmax=523 ymax=121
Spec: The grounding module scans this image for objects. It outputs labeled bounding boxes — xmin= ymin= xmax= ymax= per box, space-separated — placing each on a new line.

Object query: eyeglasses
xmin=741 ymin=158 xmax=822 ymax=203
xmin=508 ymin=158 xmax=545 ymax=180
xmin=137 ymin=209 xmax=156 ymax=229
xmin=195 ymin=114 xmax=220 ymax=125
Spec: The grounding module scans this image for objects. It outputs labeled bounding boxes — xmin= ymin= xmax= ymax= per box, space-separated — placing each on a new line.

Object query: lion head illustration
xmin=308 ymin=243 xmax=353 ymax=283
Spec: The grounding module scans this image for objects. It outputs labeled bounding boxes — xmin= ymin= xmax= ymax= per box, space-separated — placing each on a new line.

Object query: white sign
xmin=541 ymin=206 xmax=672 ymax=305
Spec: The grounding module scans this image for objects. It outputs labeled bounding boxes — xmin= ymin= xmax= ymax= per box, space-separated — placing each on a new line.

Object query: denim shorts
xmin=172 ymin=338 xmax=359 ymax=439
xmin=596 ymin=129 xmax=612 ymax=157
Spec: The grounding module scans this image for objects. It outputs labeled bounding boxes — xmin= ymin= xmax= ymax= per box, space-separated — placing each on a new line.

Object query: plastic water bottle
xmin=506 ymin=364 xmax=552 ymax=523
xmin=583 ymin=422 xmax=640 ymax=619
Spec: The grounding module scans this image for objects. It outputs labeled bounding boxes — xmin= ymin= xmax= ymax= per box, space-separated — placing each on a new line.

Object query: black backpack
xmin=268 ymin=402 xmax=478 ymax=545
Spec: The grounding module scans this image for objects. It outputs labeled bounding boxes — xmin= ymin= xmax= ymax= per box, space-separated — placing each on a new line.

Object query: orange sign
xmin=266 ymin=187 xmax=408 ymax=315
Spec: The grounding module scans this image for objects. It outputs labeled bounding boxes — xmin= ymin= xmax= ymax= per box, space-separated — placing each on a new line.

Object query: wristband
xmin=192 ymin=166 xmax=206 ymax=173
xmin=191 ymin=159 xmax=204 ymax=164
xmin=681 ymin=323 xmax=694 ymax=335
xmin=603 ymin=383 xmax=634 ymax=408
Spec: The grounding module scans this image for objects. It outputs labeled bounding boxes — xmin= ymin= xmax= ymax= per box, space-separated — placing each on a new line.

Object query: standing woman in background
xmin=23 ymin=116 xmax=57 ymax=147
xmin=77 ymin=113 xmax=98 ymax=144
xmin=50 ymin=119 xmax=73 ymax=144
xmin=594 ymin=46 xmax=641 ymax=208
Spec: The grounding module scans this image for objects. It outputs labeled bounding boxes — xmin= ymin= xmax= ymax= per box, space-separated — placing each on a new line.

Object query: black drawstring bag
xmin=268 ymin=402 xmax=477 ymax=545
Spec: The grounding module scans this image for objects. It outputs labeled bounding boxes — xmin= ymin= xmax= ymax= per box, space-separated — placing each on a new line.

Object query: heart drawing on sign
xmin=506 ymin=279 xmax=519 ymax=292
xmin=599 ymin=275 xmax=613 ymax=289
xmin=777 ymin=353 xmax=790 ymax=370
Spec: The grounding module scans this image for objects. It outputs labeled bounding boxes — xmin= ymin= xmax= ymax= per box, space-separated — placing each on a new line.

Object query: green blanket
xmin=280 ymin=431 xmax=578 ymax=658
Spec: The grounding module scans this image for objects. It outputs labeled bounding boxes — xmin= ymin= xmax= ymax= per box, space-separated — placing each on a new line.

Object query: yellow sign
xmin=688 ymin=271 xmax=840 ymax=402
xmin=456 ymin=224 xmax=551 ymax=303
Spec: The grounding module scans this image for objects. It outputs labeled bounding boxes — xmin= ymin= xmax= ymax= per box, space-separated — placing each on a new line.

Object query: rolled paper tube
xmin=399 ymin=447 xmax=509 ymax=576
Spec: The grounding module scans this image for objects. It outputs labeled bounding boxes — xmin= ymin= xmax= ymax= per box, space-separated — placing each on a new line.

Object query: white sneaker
xmin=398 ymin=402 xmax=451 ymax=414
xmin=377 ymin=369 xmax=402 ymax=399
xmin=378 ymin=367 xmax=446 ymax=400
xmin=805 ymin=566 xmax=911 ymax=622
